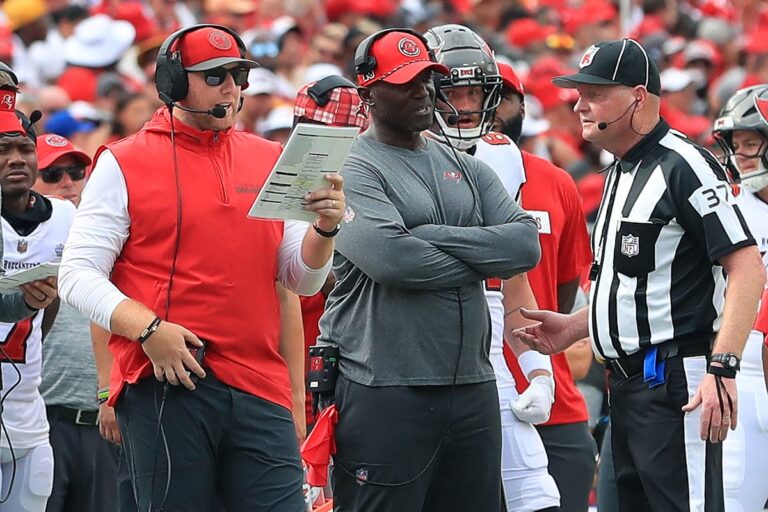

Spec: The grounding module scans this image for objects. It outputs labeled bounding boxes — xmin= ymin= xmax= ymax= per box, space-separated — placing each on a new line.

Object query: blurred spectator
xmin=108 ymin=92 xmax=154 ymax=142
xmin=307 ymin=23 xmax=347 ymax=70
xmin=3 ymin=0 xmax=50 ymax=87
xmin=33 ymin=85 xmax=71 ymax=129
xmin=659 ymin=67 xmax=711 ymax=141
xmin=272 ymin=16 xmax=306 ymax=89
xmin=565 ymin=1 xmax=619 ymax=53
xmin=506 ymin=18 xmax=556 ymax=55
xmin=27 ymin=4 xmax=88 ymax=84
xmin=260 ymin=104 xmax=294 ymax=143
xmin=239 ymin=68 xmax=280 ymax=133
xmin=57 ymin=15 xmax=138 ymax=103
xmin=44 ymin=109 xmax=97 ymax=153
xmin=204 ymin=0 xmax=256 ymax=34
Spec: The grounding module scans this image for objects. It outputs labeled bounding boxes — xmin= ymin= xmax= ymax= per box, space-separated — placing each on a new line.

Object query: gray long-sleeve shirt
xmin=318 ymin=134 xmax=540 ymax=386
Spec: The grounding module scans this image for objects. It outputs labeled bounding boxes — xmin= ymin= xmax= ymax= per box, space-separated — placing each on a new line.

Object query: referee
xmin=510 ymin=39 xmax=766 ymax=512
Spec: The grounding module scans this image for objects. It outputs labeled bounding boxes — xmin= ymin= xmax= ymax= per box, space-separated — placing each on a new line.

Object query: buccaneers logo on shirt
xmin=443 ymin=170 xmax=462 ymax=182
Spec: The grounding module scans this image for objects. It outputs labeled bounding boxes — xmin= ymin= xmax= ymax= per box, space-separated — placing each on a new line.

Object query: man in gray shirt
xmin=317 ymin=29 xmax=540 ymax=511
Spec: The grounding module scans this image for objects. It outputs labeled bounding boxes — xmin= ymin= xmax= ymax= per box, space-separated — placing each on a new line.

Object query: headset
xmin=155 ymin=24 xmax=248 ymax=105
xmin=354 ymin=28 xmax=437 ymax=79
xmin=307 ymin=75 xmax=356 ymax=106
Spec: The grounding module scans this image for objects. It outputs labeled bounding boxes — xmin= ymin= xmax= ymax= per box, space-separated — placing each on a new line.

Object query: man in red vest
xmin=59 ymin=25 xmax=344 ymax=511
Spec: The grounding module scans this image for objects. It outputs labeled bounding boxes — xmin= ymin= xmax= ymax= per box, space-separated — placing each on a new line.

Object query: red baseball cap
xmin=294 ymin=79 xmax=369 ymax=130
xmin=173 ymin=26 xmax=258 ymax=71
xmin=0 ymin=89 xmax=24 ymax=134
xmin=497 ymin=62 xmax=524 ymax=97
xmin=36 ymin=133 xmax=92 ymax=170
xmin=506 ymin=18 xmax=556 ymax=49
xmin=356 ymin=31 xmax=449 ymax=87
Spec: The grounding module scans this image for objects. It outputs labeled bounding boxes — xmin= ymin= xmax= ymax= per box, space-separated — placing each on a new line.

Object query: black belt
xmin=606 ymin=335 xmax=713 ymax=379
xmin=46 ymin=405 xmax=99 ymax=426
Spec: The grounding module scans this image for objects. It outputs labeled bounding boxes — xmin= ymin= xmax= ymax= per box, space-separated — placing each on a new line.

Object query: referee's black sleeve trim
xmin=709 ymin=238 xmax=757 ymax=266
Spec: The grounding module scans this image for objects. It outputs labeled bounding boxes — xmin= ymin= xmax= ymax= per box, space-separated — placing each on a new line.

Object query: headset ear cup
xmin=168 ymin=55 xmax=188 ymax=102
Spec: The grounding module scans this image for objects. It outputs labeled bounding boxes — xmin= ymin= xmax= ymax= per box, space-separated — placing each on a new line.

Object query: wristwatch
xmin=710 ymin=352 xmax=741 ymax=372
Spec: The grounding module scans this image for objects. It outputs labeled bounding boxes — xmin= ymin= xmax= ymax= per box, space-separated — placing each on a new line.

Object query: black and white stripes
xmin=589 ymin=120 xmax=755 ymax=359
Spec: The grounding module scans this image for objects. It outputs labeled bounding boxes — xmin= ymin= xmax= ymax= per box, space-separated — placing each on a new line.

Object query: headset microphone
xmin=597 ymin=98 xmax=639 ymax=130
xmin=158 ymin=92 xmax=228 ymax=119
xmin=446 ymin=113 xmax=459 ymax=125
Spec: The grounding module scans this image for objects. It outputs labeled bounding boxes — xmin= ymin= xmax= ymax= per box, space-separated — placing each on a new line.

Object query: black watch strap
xmin=708 ymin=364 xmax=737 ymax=379
xmin=710 ymin=352 xmax=741 ymax=371
xmin=313 ymin=221 xmax=340 ymax=238
xmin=137 ymin=317 xmax=162 ymax=344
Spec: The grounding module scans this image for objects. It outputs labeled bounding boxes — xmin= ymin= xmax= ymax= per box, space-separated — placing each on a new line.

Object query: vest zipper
xmin=210 ymin=133 xmax=229 ymax=204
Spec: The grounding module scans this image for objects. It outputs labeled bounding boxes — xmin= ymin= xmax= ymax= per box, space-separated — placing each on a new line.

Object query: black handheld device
xmin=189 ymin=339 xmax=207 ymax=383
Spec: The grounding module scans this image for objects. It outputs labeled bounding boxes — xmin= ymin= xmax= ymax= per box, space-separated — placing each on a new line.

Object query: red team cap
xmin=497 ymin=62 xmax=525 ymax=97
xmin=356 ymin=31 xmax=449 ymax=87
xmin=294 ymin=79 xmax=369 ymax=130
xmin=173 ymin=27 xmax=258 ymax=71
xmin=0 ymin=88 xmax=24 ymax=135
xmin=36 ymin=133 xmax=92 ymax=169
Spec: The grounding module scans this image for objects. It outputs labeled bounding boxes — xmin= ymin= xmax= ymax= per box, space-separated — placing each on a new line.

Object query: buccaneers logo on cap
xmin=45 ymin=134 xmax=68 ymax=147
xmin=398 ymin=37 xmax=421 ymax=58
xmin=208 ymin=29 xmax=232 ymax=51
xmin=0 ymin=93 xmax=14 ymax=112
xmin=579 ymin=45 xmax=600 ymax=69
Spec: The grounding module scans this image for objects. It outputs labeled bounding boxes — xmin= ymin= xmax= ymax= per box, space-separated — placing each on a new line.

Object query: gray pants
xmin=115 ymin=374 xmax=305 ymax=512
xmin=45 ymin=407 xmax=119 ymax=512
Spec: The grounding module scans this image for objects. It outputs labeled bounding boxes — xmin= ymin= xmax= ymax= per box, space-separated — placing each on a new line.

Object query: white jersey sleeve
xmin=472 ymin=133 xmax=527 ymax=391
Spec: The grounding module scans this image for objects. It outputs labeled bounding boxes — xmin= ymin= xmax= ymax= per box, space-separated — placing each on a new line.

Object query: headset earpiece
xmin=354 ymin=28 xmax=437 ymax=78
xmin=155 ymin=24 xmax=248 ymax=104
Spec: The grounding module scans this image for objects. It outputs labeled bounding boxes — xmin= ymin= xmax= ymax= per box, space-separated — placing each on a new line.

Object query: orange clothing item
xmin=505 ymin=151 xmax=592 ymax=425
xmin=103 ymin=108 xmax=292 ymax=410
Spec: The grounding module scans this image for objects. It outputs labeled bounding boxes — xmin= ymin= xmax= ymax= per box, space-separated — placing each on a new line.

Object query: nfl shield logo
xmin=355 ymin=468 xmax=368 ymax=486
xmin=579 ymin=45 xmax=600 ymax=68
xmin=621 ymin=235 xmax=639 ymax=257
xmin=17 ymin=239 xmax=27 ymax=253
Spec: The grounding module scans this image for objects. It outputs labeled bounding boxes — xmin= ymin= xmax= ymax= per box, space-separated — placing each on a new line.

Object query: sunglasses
xmin=203 ymin=67 xmax=249 ymax=87
xmin=40 ymin=164 xmax=86 ymax=184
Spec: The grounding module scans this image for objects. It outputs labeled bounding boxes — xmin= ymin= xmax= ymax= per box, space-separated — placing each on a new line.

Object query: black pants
xmin=536 ymin=421 xmax=597 ymax=512
xmin=115 ymin=375 xmax=305 ymax=512
xmin=331 ymin=376 xmax=503 ymax=512
xmin=45 ymin=407 xmax=120 ymax=512
xmin=609 ymin=355 xmax=724 ymax=512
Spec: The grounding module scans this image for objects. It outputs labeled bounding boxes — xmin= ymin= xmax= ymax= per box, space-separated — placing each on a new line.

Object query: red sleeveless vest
xmin=103 ymin=109 xmax=291 ymax=410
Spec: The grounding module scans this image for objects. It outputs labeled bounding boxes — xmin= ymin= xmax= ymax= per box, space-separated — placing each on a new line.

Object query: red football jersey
xmin=505 ymin=151 xmax=593 ymax=425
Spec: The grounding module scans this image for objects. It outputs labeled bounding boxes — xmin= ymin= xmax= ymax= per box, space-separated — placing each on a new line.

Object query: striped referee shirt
xmin=589 ymin=119 xmax=755 ymax=360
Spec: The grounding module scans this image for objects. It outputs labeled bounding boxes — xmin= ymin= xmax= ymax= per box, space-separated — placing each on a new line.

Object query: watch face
xmin=727 ymin=355 xmax=738 ymax=367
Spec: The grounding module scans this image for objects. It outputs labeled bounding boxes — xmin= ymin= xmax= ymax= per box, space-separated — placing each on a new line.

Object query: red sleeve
xmin=756 ymin=287 xmax=768 ymax=340
xmin=556 ymin=167 xmax=593 ymax=284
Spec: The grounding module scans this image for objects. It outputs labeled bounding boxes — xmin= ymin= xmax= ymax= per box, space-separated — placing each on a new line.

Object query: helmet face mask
xmin=424 ymin=25 xmax=502 ymax=150
xmin=713 ymin=85 xmax=768 ymax=192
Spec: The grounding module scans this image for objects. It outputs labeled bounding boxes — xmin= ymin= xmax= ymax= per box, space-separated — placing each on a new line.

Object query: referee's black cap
xmin=552 ymin=38 xmax=661 ymax=96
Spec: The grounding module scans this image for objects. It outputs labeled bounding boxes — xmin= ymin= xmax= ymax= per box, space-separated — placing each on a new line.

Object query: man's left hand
xmin=303 ymin=174 xmax=345 ymax=232
xmin=20 ymin=276 xmax=58 ymax=310
xmin=511 ymin=375 xmax=555 ymax=424
xmin=682 ymin=371 xmax=738 ymax=443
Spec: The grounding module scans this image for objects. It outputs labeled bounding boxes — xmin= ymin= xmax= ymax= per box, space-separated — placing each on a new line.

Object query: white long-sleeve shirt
xmin=59 ymin=149 xmax=331 ymax=330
